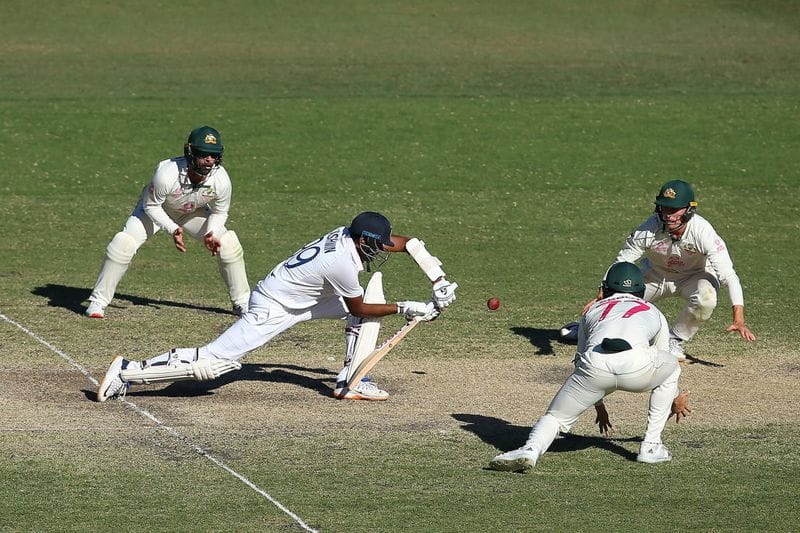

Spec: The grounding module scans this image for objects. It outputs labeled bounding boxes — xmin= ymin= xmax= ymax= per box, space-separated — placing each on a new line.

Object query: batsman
xmin=85 ymin=125 xmax=250 ymax=319
xmin=97 ymin=211 xmax=457 ymax=402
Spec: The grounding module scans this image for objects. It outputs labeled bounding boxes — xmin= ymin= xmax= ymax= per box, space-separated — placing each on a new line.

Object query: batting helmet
xmin=349 ymin=211 xmax=394 ymax=269
xmin=602 ymin=262 xmax=645 ymax=298
xmin=184 ymin=125 xmax=223 ymax=175
xmin=655 ymin=180 xmax=696 ymax=209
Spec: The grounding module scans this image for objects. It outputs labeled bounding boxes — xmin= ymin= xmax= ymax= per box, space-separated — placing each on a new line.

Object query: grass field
xmin=2 ymin=1 xmax=800 ymax=531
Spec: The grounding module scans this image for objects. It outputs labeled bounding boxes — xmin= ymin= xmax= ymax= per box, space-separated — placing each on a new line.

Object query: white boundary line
xmin=0 ymin=312 xmax=318 ymax=533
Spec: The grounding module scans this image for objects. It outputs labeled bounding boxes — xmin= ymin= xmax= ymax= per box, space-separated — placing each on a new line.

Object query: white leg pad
xmin=405 ymin=238 xmax=445 ymax=282
xmin=121 ymin=358 xmax=241 ymax=384
xmin=89 ymin=232 xmax=138 ymax=306
xmin=217 ymin=230 xmax=250 ymax=306
xmin=345 ymin=272 xmax=384 ymax=383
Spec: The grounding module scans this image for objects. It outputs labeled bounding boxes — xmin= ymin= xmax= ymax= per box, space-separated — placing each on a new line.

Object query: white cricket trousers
xmin=645 ymin=271 xmax=720 ymax=341
xmin=89 ymin=203 xmax=249 ymax=308
xmin=142 ymin=290 xmax=350 ymax=368
xmin=523 ymin=347 xmax=680 ymax=459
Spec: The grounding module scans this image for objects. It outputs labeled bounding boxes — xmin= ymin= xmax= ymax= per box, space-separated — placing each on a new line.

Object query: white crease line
xmin=1 ymin=311 xmax=318 ymax=533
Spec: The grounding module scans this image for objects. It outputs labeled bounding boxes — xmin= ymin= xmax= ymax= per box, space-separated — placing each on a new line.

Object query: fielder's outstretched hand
xmin=594 ymin=403 xmax=614 ymax=436
xmin=727 ymin=322 xmax=756 ymax=341
xmin=173 ymin=227 xmax=187 ymax=253
xmin=671 ymin=391 xmax=692 ymax=423
xmin=204 ymin=232 xmax=222 ymax=256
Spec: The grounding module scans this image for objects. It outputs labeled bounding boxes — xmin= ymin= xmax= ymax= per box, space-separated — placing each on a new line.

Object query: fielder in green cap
xmin=561 ymin=180 xmax=755 ymax=359
xmin=84 ymin=125 xmax=250 ymax=319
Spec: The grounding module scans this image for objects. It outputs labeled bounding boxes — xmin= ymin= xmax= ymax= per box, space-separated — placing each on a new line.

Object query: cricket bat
xmin=344 ymin=318 xmax=421 ymax=390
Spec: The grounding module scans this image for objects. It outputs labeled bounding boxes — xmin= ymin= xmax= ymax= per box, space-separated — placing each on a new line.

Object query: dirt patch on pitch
xmin=6 ymin=351 xmax=800 ymax=444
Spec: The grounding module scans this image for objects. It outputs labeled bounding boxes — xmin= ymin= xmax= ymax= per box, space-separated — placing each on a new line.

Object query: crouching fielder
xmin=97 ymin=211 xmax=458 ymax=402
xmin=490 ymin=262 xmax=690 ymax=473
xmin=85 ymin=125 xmax=250 ymax=319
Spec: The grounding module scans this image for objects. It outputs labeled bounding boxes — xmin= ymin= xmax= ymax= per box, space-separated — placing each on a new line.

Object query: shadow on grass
xmin=509 ymin=326 xmax=572 ymax=356
xmin=32 ymin=283 xmax=232 ymax=316
xmin=83 ymin=362 xmax=339 ymax=402
xmin=685 ymin=353 xmax=724 ymax=368
xmin=452 ymin=413 xmax=638 ymax=462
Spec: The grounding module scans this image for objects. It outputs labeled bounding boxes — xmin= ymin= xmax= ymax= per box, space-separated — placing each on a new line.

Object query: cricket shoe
xmin=97 ymin=355 xmax=130 ymax=402
xmin=636 ymin=442 xmax=672 ymax=464
xmin=489 ymin=446 xmax=539 ymax=473
xmin=668 ymin=337 xmax=686 ymax=362
xmin=85 ymin=301 xmax=105 ymax=319
xmin=559 ymin=321 xmax=579 ymax=343
xmin=333 ymin=378 xmax=389 ymax=401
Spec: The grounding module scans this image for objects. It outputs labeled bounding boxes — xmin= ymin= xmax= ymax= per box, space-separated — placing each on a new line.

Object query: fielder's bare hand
xmin=173 ymin=227 xmax=187 ymax=253
xmin=204 ymin=232 xmax=222 ymax=256
xmin=727 ymin=322 xmax=756 ymax=341
xmin=594 ymin=402 xmax=614 ymax=436
xmin=670 ymin=391 xmax=692 ymax=423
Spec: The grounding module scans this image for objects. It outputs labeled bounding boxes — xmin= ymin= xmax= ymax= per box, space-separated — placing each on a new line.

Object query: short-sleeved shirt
xmin=256 ymin=226 xmax=364 ymax=309
xmin=139 ymin=157 xmax=232 ymax=236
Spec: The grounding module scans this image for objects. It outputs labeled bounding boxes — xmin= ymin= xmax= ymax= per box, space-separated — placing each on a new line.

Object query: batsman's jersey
xmin=139 ymin=157 xmax=232 ymax=236
xmin=256 ymin=226 xmax=364 ymax=310
xmin=579 ymin=294 xmax=668 ymax=357
xmin=616 ymin=214 xmax=744 ymax=306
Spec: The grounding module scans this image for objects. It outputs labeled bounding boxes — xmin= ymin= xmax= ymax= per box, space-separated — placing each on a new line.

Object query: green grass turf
xmin=1 ymin=0 xmax=799 ymax=531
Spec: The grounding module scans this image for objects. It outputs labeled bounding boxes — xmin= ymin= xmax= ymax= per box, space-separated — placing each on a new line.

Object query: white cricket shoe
xmin=333 ymin=378 xmax=389 ymax=401
xmin=636 ymin=442 xmax=672 ymax=463
xmin=85 ymin=301 xmax=105 ymax=319
xmin=559 ymin=321 xmax=579 ymax=343
xmin=97 ymin=355 xmax=129 ymax=402
xmin=668 ymin=337 xmax=686 ymax=361
xmin=489 ymin=446 xmax=539 ymax=473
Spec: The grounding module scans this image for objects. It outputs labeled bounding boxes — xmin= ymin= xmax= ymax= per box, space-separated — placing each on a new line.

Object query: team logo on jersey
xmin=662 ymin=187 xmax=677 ymax=199
xmin=204 ymin=133 xmax=218 ymax=145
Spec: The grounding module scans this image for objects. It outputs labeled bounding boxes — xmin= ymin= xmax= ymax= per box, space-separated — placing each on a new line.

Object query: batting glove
xmin=432 ymin=278 xmax=458 ymax=309
xmin=397 ymin=301 xmax=436 ymax=321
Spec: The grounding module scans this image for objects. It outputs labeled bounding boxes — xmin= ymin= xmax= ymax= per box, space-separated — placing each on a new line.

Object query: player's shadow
xmin=509 ymin=326 xmax=568 ymax=356
xmin=32 ymin=284 xmax=232 ymax=316
xmin=684 ymin=353 xmax=724 ymax=368
xmin=84 ymin=362 xmax=339 ymax=401
xmin=452 ymin=413 xmax=638 ymax=463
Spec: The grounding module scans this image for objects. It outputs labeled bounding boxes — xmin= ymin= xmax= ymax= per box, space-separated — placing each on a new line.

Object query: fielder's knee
xmin=218 ymin=230 xmax=244 ymax=263
xmin=105 ymin=232 xmax=138 ymax=264
xmin=690 ymin=285 xmax=717 ymax=321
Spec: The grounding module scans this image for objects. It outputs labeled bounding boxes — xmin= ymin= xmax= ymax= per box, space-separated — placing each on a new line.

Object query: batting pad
xmin=121 ymin=358 xmax=242 ymax=384
xmin=345 ymin=272 xmax=384 ymax=383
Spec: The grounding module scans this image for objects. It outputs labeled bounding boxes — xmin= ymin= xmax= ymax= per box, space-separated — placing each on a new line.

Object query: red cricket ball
xmin=487 ymin=297 xmax=500 ymax=310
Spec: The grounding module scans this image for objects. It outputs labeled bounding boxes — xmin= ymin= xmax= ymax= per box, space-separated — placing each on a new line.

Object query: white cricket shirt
xmin=140 ymin=157 xmax=232 ymax=236
xmin=616 ymin=214 xmax=745 ymax=306
xmin=256 ymin=226 xmax=365 ymax=309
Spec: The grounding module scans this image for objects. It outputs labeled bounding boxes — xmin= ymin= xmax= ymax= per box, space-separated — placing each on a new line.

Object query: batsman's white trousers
xmin=645 ymin=271 xmax=719 ymax=341
xmin=200 ymin=290 xmax=349 ymax=361
xmin=522 ymin=347 xmax=680 ymax=459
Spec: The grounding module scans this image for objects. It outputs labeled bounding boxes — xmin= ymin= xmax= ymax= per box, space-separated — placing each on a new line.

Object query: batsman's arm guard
xmin=345 ymin=272 xmax=385 ymax=384
xmin=405 ymin=238 xmax=445 ymax=282
xmin=121 ymin=358 xmax=241 ymax=384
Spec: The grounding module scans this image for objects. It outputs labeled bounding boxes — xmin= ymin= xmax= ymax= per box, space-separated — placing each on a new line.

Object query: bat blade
xmin=345 ymin=318 xmax=421 ymax=389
